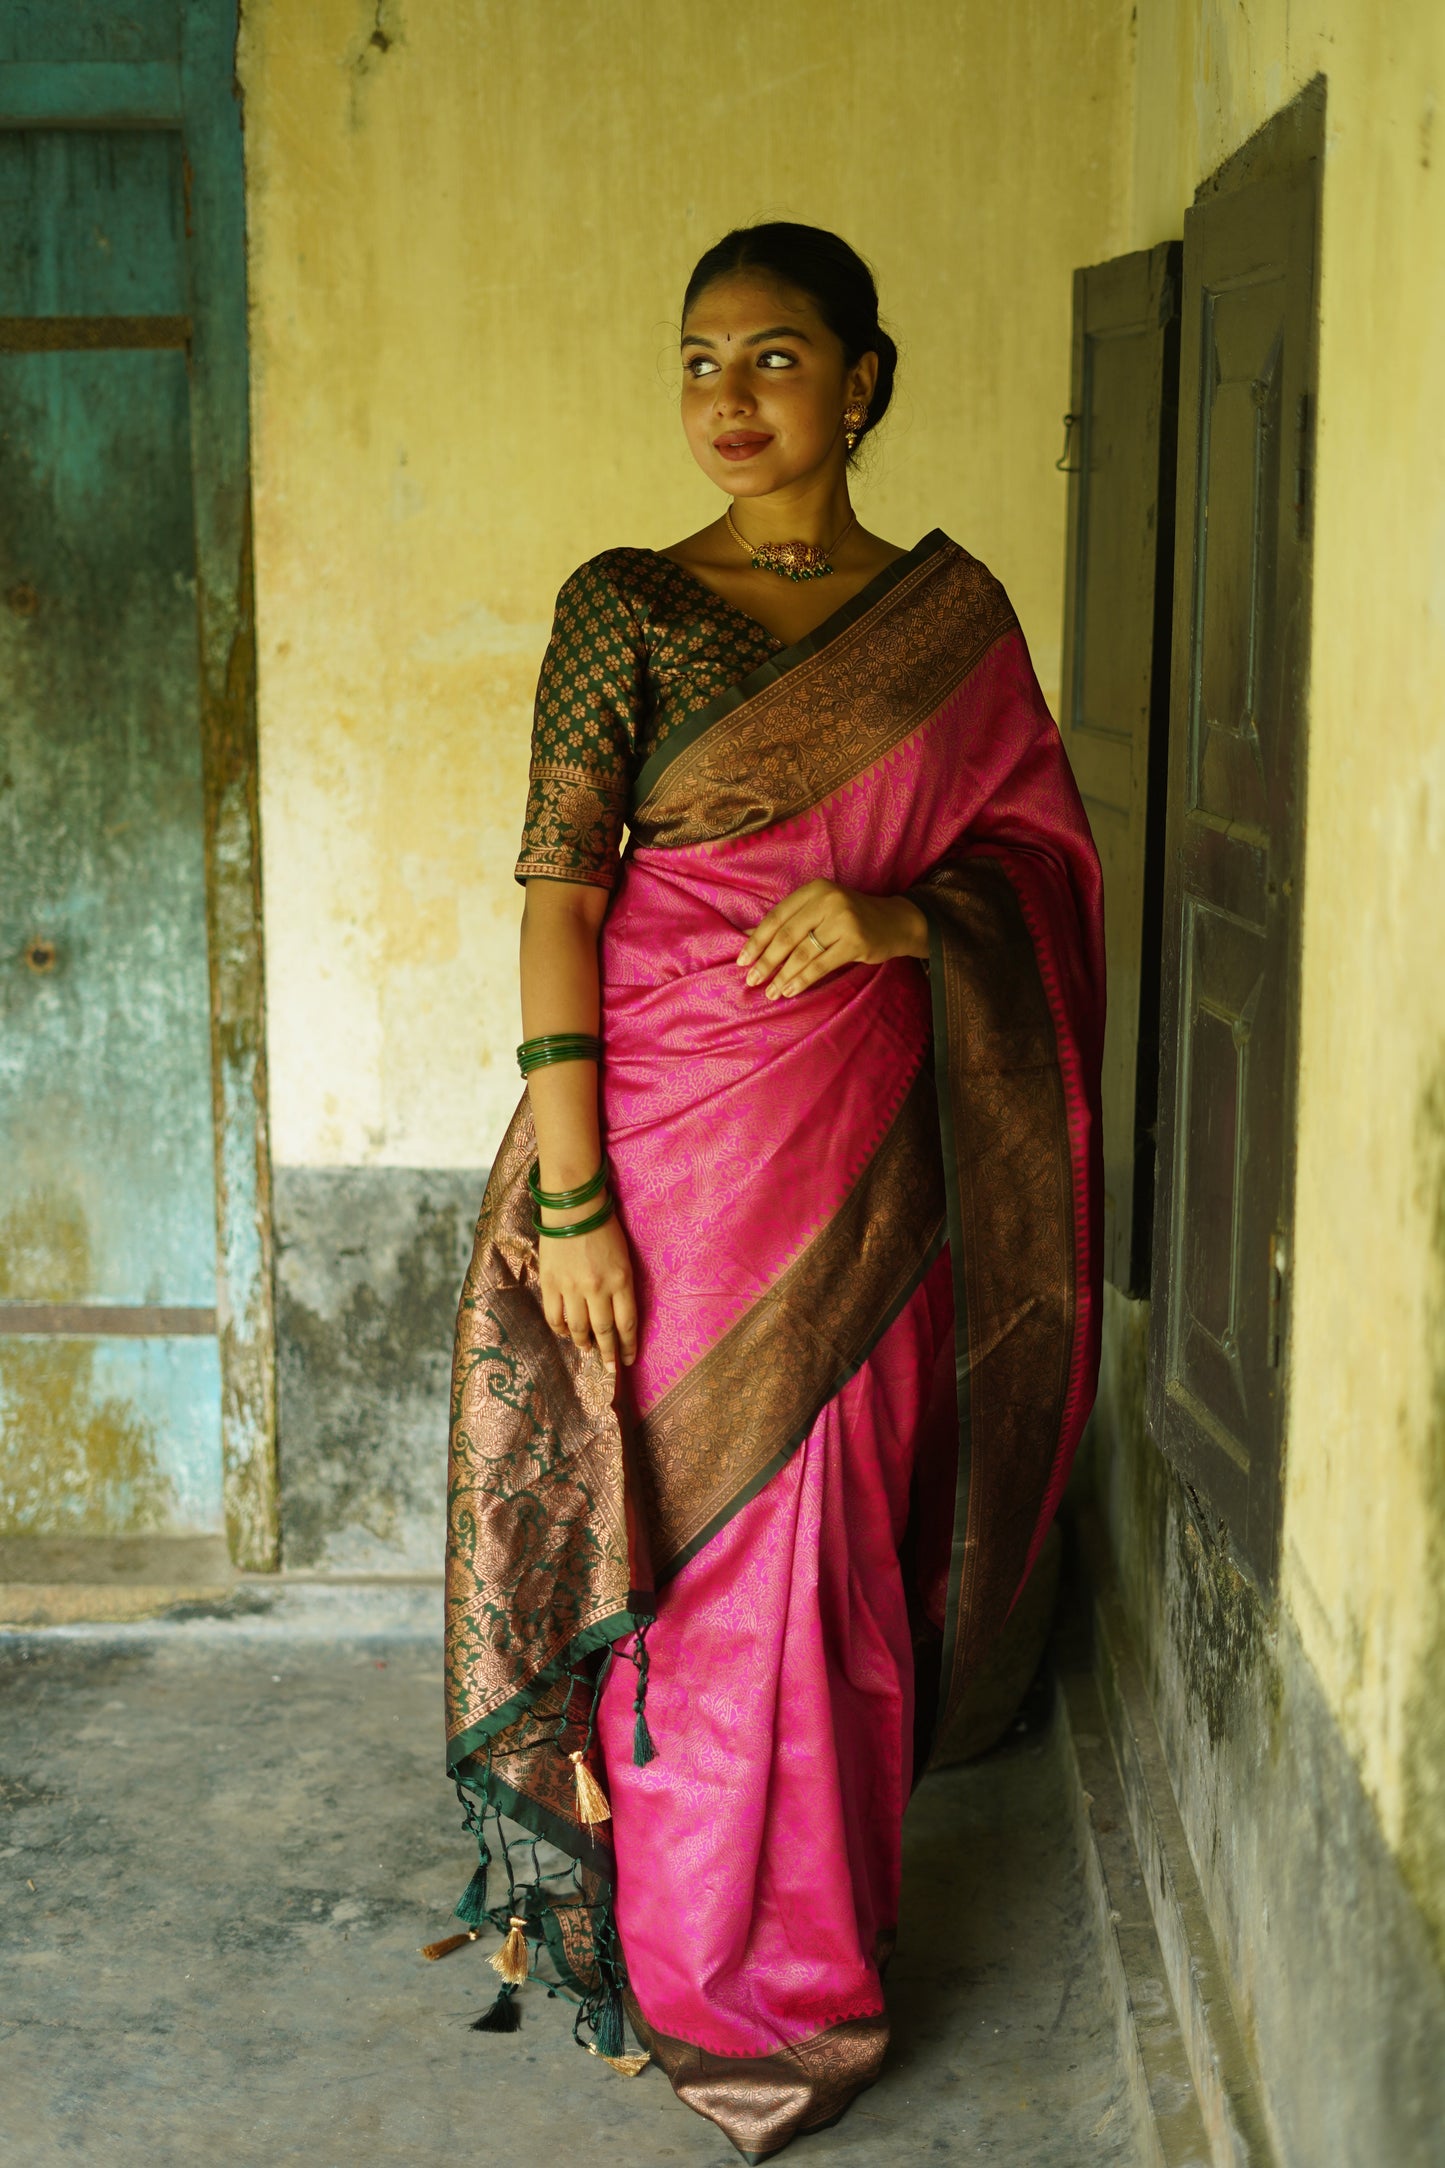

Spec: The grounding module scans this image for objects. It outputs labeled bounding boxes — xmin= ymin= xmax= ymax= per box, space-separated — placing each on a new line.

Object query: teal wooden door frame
xmin=0 ymin=6 xmax=278 ymax=1569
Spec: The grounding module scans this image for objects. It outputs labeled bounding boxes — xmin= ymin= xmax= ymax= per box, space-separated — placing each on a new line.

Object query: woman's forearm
xmin=519 ymin=879 xmax=609 ymax=1191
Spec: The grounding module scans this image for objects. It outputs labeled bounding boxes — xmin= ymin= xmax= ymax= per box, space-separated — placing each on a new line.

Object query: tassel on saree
xmin=631 ymin=1626 xmax=658 ymax=1768
xmin=593 ymin=1978 xmax=625 ymax=2058
xmin=490 ymin=1914 xmax=531 ymax=1984
xmin=586 ymin=2044 xmax=650 ymax=2077
xmin=420 ymin=1926 xmax=483 ymax=1961
xmin=472 ymin=1983 xmax=522 ymax=2033
xmin=569 ymin=1749 xmax=612 ymax=1825
xmin=453 ymin=1860 xmax=491 ymax=1927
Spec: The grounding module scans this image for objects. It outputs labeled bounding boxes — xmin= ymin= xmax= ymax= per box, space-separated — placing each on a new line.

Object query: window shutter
xmin=1148 ymin=108 xmax=1322 ymax=1587
xmin=1059 ymin=242 xmax=1181 ymax=1297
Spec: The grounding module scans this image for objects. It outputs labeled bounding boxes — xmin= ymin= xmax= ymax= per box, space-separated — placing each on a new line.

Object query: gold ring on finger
xmin=807 ymin=928 xmax=826 ymax=954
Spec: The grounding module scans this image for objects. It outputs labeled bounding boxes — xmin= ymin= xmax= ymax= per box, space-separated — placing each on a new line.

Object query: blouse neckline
xmin=646 ymin=532 xmax=948 ymax=657
xmin=629 ymin=532 xmax=953 ymax=809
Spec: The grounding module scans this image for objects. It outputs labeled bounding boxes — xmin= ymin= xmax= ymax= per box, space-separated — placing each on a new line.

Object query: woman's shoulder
xmin=915 ymin=532 xmax=1016 ymax=619
xmin=552 ymin=546 xmax=676 ymax=618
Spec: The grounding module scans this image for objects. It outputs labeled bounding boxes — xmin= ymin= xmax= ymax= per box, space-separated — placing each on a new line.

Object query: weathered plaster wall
xmin=237 ymin=0 xmax=1133 ymax=1171
xmin=1100 ymin=0 xmax=1445 ymax=1971
xmin=1094 ymin=1310 xmax=1445 ymax=2165
xmin=271 ymin=1168 xmax=475 ymax=1570
xmin=237 ymin=0 xmax=1134 ymax=1569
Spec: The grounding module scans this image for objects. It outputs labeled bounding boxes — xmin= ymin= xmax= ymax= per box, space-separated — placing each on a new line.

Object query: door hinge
xmin=1267 ymin=1230 xmax=1288 ymax=1368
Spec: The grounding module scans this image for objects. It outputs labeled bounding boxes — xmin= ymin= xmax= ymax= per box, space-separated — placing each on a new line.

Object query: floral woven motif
xmin=515 ymin=550 xmax=780 ymax=887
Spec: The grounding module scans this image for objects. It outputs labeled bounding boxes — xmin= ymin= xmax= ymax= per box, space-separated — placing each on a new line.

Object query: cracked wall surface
xmin=236 ymin=0 xmax=1135 ymax=1568
xmin=271 ymin=1167 xmax=478 ymax=1570
xmin=236 ymin=0 xmax=1134 ymax=1173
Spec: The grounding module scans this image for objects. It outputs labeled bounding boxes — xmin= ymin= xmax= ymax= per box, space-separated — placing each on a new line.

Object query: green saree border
xmin=457 ymin=1760 xmax=614 ymax=1886
xmin=540 ymin=1904 xmax=595 ymax=1995
xmin=444 ymin=1601 xmax=653 ymax=1775
xmin=659 ymin=1217 xmax=947 ymax=1585
xmin=631 ymin=529 xmax=950 ymax=807
xmin=446 ymin=1598 xmax=655 ymax=1882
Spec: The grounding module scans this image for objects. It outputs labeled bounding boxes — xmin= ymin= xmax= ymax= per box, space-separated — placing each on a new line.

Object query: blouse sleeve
xmin=514 ymin=557 xmax=646 ymax=888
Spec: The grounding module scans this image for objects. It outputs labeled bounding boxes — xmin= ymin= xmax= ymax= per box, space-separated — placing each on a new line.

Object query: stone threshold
xmin=0 ymin=1537 xmax=441 ymax=1625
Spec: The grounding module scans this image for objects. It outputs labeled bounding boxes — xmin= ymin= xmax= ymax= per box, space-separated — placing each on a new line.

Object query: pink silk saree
xmin=443 ymin=533 xmax=1104 ymax=2162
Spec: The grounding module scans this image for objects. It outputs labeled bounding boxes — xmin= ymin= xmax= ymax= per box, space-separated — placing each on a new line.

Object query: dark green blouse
xmin=514 ymin=549 xmax=783 ymax=888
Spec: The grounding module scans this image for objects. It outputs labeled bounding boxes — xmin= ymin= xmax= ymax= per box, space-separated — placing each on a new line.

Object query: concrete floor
xmin=0 ymin=1588 xmax=1136 ymax=2166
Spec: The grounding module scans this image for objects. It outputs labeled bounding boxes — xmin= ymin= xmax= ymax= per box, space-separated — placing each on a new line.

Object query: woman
xmin=437 ymin=223 xmax=1104 ymax=2162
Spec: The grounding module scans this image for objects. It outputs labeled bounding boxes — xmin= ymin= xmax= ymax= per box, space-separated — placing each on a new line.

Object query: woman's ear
xmin=850 ymin=350 xmax=880 ymax=407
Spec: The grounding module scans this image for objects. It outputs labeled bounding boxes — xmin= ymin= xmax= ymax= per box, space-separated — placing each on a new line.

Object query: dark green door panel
xmin=1059 ymin=242 xmax=1181 ymax=1298
xmin=1149 ymin=89 xmax=1323 ymax=1589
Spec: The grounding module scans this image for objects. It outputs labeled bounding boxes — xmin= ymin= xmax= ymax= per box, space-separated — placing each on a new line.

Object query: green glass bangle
xmin=517 ymin=1032 xmax=601 ymax=1077
xmin=532 ymin=1192 xmax=616 ymax=1239
xmin=526 ymin=1156 xmax=608 ymax=1211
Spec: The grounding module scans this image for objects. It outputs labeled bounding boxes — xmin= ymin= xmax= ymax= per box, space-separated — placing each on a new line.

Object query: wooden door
xmin=0 ymin=128 xmax=221 ymax=1533
xmin=0 ymin=5 xmax=276 ymax=1564
xmin=1059 ymin=243 xmax=1180 ymax=1297
xmin=1149 ymin=108 xmax=1321 ymax=1586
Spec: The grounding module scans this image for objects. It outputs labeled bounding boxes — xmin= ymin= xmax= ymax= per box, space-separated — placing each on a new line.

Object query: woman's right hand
xmin=537 ymin=1211 xmax=639 ymax=1375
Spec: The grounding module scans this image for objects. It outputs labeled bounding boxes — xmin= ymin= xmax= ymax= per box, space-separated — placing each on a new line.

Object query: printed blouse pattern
xmin=515 ymin=549 xmax=781 ymax=887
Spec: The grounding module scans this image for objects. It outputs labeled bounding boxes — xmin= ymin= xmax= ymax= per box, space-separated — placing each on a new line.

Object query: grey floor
xmin=0 ymin=1588 xmax=1134 ymax=2166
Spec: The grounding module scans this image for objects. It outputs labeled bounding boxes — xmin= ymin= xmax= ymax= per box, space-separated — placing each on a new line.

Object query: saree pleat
xmin=443 ymin=534 xmax=1104 ymax=2158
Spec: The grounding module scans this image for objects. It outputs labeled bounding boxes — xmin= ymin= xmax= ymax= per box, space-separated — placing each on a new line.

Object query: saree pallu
xmin=443 ymin=534 xmax=1104 ymax=2162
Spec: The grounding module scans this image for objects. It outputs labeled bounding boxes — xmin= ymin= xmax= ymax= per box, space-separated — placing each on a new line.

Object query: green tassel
xmin=632 ymin=1703 xmax=657 ymax=1767
xmin=593 ymin=1984 xmax=624 ymax=2060
xmin=631 ymin=1628 xmax=658 ymax=1768
xmin=472 ymin=1983 xmax=521 ymax=2034
xmin=454 ymin=1862 xmax=490 ymax=1927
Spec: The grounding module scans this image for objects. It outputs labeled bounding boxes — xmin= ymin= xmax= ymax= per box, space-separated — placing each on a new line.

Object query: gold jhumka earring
xmin=843 ymin=400 xmax=869 ymax=452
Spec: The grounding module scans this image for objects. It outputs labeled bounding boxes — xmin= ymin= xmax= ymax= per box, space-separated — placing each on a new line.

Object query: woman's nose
xmin=713 ymin=366 xmax=756 ymax=417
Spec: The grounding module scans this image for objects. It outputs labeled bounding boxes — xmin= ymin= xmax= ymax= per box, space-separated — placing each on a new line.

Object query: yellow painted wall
xmin=237 ymin=0 xmax=1132 ymax=1169
xmin=1118 ymin=0 xmax=1445 ymax=1928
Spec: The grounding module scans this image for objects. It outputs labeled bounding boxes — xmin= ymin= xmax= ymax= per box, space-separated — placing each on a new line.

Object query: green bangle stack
xmin=516 ymin=1033 xmax=601 ymax=1077
xmin=532 ymin=1193 xmax=616 ymax=1239
xmin=527 ymin=1156 xmax=608 ymax=1210
xmin=529 ymin=1157 xmax=614 ymax=1238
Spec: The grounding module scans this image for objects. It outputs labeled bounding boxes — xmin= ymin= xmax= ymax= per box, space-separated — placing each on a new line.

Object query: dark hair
xmin=681 ymin=222 xmax=898 ymax=457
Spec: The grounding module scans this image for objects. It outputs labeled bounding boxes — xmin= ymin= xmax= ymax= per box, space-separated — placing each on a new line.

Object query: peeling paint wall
xmin=272 ymin=1167 xmax=475 ymax=1570
xmin=237 ymin=0 xmax=1134 ymax=1171
xmin=1094 ymin=1336 xmax=1445 ymax=2164
xmin=0 ymin=1196 xmax=221 ymax=1536
xmin=236 ymin=0 xmax=1134 ymax=1569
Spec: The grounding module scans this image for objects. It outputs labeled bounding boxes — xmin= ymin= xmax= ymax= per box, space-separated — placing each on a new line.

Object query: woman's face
xmin=679 ymin=271 xmax=875 ymax=500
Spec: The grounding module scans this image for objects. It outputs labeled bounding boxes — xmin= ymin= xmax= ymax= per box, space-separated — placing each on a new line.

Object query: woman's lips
xmin=713 ymin=432 xmax=773 ymax=462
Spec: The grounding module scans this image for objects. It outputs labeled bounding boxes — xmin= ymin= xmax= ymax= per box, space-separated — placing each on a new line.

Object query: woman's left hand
xmin=737 ymin=879 xmax=930 ymax=999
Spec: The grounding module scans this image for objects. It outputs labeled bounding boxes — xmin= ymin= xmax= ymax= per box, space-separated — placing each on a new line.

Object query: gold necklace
xmin=725 ymin=504 xmax=858 ymax=582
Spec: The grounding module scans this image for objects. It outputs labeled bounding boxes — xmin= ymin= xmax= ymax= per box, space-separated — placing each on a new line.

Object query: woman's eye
xmin=685 ymin=355 xmax=720 ymax=378
xmin=757 ymin=349 xmax=798 ymax=370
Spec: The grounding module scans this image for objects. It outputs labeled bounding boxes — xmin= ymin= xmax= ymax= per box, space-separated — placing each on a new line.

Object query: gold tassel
xmin=489 ymin=1914 xmax=530 ymax=1984
xmin=586 ymin=2044 xmax=650 ymax=2078
xmin=420 ymin=1927 xmax=483 ymax=1962
xmin=569 ymin=1749 xmax=612 ymax=1825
